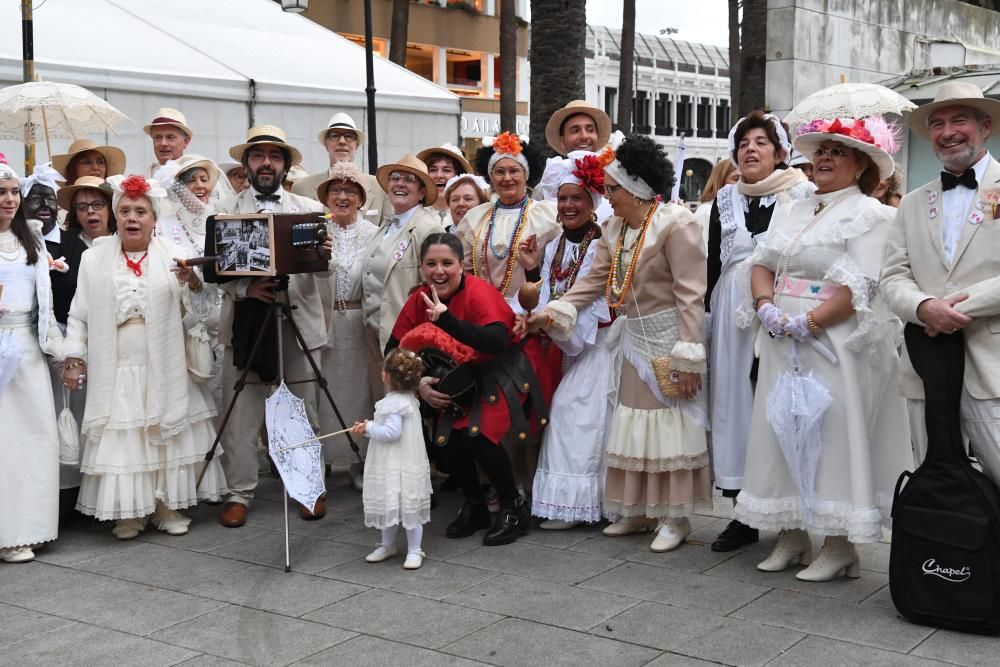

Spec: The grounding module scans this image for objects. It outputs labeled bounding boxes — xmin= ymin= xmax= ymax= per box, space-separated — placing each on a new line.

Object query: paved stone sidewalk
xmin=0 ymin=473 xmax=992 ymax=666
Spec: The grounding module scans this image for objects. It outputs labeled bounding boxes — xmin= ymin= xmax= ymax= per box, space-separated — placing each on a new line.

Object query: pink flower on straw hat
xmin=796 ymin=115 xmax=901 ymax=154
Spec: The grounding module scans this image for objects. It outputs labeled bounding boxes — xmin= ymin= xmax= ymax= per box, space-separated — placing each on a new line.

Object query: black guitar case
xmin=889 ymin=324 xmax=1000 ymax=634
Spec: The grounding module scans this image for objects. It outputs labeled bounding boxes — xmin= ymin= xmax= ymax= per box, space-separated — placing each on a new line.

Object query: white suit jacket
xmin=882 ymin=156 xmax=1000 ymax=399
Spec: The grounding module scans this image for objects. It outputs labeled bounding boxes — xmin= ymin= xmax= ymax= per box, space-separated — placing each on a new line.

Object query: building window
xmin=446 ymin=49 xmax=483 ymax=96
xmin=633 ymin=90 xmax=650 ymax=134
xmin=697 ymin=97 xmax=713 ymax=138
xmin=604 ymin=87 xmax=618 ymax=124
xmin=405 ymin=43 xmax=434 ymax=80
xmin=654 ymin=93 xmax=672 ymax=136
xmin=677 ymin=95 xmax=691 ymax=136
xmin=715 ymin=99 xmax=731 ymax=138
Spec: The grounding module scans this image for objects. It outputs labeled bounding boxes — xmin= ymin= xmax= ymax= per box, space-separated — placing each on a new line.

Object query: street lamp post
xmin=21 ymin=0 xmax=34 ymax=173
xmin=279 ymin=0 xmax=378 ymax=173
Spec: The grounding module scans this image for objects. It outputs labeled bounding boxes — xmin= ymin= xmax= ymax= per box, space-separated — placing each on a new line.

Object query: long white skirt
xmin=76 ymin=320 xmax=227 ymax=520
xmin=320 ymin=308 xmax=372 ymax=466
xmin=0 ymin=320 xmax=59 ymax=549
xmin=532 ymin=328 xmax=613 ymax=523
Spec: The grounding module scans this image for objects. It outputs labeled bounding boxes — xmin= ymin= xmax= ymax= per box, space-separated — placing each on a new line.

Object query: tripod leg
xmin=282 ymin=305 xmax=364 ymax=463
xmin=196 ymin=306 xmax=277 ymax=488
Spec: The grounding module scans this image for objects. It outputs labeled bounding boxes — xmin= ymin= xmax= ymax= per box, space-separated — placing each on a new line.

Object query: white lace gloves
xmin=757 ymin=303 xmax=786 ymax=337
xmin=783 ymin=314 xmax=813 ymax=341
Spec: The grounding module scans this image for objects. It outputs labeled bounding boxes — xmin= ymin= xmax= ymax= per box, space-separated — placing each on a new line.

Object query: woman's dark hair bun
xmin=614 ymin=134 xmax=674 ymax=197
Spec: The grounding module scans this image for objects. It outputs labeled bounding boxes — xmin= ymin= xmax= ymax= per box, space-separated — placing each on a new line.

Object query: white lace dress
xmin=361 ymin=391 xmax=432 ymax=530
xmin=321 ymin=218 xmax=377 ymax=466
xmin=734 ymin=187 xmax=913 ymax=543
xmin=528 ymin=230 xmax=613 ymax=523
xmin=0 ymin=233 xmax=61 ymax=550
xmin=70 ymin=239 xmax=227 ymax=520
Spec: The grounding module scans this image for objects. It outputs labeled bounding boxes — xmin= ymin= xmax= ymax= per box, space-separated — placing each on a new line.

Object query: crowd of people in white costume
xmin=2 ymin=81 xmax=998 ymax=589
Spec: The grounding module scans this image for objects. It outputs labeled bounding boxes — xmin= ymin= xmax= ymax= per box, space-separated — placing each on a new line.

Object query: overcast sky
xmin=583 ymin=0 xmax=729 ymax=47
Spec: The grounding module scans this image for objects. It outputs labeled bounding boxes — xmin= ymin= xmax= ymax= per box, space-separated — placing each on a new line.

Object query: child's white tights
xmin=381 ymin=525 xmax=423 ymax=553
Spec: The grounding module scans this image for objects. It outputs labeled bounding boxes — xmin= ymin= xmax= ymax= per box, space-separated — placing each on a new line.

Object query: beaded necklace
xmin=471 ymin=195 xmax=531 ymax=296
xmin=549 ymin=222 xmax=598 ymax=299
xmin=606 ymin=201 xmax=657 ymax=309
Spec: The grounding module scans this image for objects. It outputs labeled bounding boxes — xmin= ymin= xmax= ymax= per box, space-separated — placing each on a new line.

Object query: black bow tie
xmin=941 ymin=169 xmax=977 ymax=191
xmin=255 ymin=193 xmax=280 ymax=202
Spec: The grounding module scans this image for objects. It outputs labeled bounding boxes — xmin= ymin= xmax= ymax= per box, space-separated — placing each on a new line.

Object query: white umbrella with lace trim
xmin=784 ymin=82 xmax=917 ymax=128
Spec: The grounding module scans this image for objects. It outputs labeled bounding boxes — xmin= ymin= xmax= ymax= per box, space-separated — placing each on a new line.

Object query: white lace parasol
xmin=265 ymin=382 xmax=325 ymax=512
xmin=784 ymin=82 xmax=917 ymax=128
xmin=765 ymin=341 xmax=833 ymax=522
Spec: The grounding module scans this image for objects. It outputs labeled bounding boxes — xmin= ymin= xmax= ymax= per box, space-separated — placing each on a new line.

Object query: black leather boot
xmin=483 ymin=496 xmax=530 ymax=546
xmin=446 ymin=501 xmax=492 ymax=538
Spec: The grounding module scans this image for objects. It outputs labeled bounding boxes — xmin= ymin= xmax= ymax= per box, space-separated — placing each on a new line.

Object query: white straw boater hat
xmin=376 ymin=154 xmax=437 ymax=205
xmin=793 ymin=116 xmax=899 ymax=180
xmin=229 ymin=125 xmax=303 ymax=166
xmin=545 ymin=100 xmax=612 ymax=155
xmin=143 ymin=107 xmax=193 ymax=138
xmin=51 ymin=139 xmax=126 ymax=182
xmin=907 ymin=80 xmax=1000 ymax=139
xmin=317 ymin=112 xmax=366 ymax=146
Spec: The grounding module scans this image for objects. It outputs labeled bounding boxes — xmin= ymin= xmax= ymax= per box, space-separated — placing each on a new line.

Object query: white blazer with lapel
xmin=882 ymin=156 xmax=1000 ymax=399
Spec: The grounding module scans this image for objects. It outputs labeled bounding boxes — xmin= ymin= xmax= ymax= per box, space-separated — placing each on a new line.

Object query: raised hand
xmin=421 ymin=285 xmax=448 ymax=322
xmin=516 ymin=233 xmax=540 ymax=271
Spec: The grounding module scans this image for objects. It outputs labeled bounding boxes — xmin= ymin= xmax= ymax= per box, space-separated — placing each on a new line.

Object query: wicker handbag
xmin=631 ymin=290 xmax=687 ymax=400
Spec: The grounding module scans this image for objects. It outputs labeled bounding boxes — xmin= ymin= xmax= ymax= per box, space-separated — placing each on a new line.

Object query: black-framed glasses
xmin=813 ymin=146 xmax=850 ymax=159
xmin=73 ymin=201 xmax=107 ymax=213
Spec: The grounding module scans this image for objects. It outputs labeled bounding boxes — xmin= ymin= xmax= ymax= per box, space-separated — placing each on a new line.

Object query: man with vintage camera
xmin=215 ymin=125 xmax=327 ymax=527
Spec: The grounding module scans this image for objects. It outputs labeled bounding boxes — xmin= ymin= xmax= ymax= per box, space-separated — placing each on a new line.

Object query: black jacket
xmin=45 ymin=229 xmax=88 ymax=324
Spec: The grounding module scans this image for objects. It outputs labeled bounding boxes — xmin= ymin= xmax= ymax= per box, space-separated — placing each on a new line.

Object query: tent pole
xmin=363 ymin=0 xmax=378 ymax=174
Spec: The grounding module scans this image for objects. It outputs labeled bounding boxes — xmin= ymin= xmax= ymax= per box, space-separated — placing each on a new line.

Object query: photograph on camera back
xmin=214 ymin=216 xmax=274 ymax=274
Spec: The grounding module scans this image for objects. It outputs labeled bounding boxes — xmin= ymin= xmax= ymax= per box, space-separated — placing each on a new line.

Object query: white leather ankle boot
xmin=795 ymin=536 xmax=860 ymax=581
xmin=756 ymin=529 xmax=812 ymax=572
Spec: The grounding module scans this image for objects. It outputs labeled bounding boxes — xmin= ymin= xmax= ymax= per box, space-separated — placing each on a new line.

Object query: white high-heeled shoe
xmin=796 ymin=536 xmax=860 ymax=581
xmin=756 ymin=529 xmax=812 ymax=572
xmin=649 ymin=518 xmax=691 ymax=552
xmin=602 ymin=516 xmax=658 ymax=536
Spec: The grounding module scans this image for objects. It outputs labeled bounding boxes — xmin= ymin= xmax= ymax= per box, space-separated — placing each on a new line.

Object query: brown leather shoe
xmin=298 ymin=495 xmax=326 ymax=520
xmin=219 ymin=502 xmax=247 ymax=527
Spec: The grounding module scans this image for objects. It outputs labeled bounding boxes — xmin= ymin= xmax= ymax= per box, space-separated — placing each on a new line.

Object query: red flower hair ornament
xmin=571 ymin=154 xmax=605 ymax=195
xmin=120 ymin=174 xmax=152 ymax=199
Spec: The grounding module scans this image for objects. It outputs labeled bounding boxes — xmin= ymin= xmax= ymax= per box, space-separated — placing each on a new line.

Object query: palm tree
xmin=499 ymin=0 xmax=518 ymax=132
xmin=528 ymin=0 xmax=587 ymax=154
xmin=728 ymin=0 xmax=741 ymax=124
xmin=388 ymin=0 xmax=410 ymax=67
xmin=616 ymin=0 xmax=636 ymax=134
xmin=738 ymin=0 xmax=766 ymax=115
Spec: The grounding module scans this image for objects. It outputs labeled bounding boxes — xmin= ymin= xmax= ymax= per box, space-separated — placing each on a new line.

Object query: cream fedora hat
xmin=143 ymin=107 xmax=193 ymax=138
xmin=229 ymin=125 xmax=303 ymax=166
xmin=376 ymin=154 xmax=437 ymax=205
xmin=545 ymin=100 xmax=612 ymax=155
xmin=908 ymin=81 xmax=1000 ymax=139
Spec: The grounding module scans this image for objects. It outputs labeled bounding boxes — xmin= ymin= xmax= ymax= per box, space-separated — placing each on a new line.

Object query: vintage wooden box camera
xmin=202 ymin=213 xmax=329 ymax=282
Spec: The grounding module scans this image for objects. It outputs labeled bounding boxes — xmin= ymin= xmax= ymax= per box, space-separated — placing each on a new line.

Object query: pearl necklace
xmin=606 ymin=201 xmax=657 ymax=309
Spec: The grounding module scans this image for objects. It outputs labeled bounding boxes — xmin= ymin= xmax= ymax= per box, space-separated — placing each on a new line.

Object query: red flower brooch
xmin=120 ymin=174 xmax=152 ymax=199
xmin=572 ymin=154 xmax=605 ymax=195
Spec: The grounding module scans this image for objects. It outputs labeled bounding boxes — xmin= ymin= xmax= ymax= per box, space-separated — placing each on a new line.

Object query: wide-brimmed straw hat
xmin=317 ymin=112 xmax=366 ymax=146
xmin=907 ymin=81 xmax=1000 ymax=139
xmin=793 ymin=118 xmax=896 ymax=180
xmin=174 ymin=154 xmax=221 ymax=191
xmin=143 ymin=107 xmax=193 ymax=138
xmin=376 ymin=154 xmax=437 ymax=205
xmin=229 ymin=125 xmax=303 ymax=166
xmin=317 ymin=161 xmax=367 ymax=206
xmin=51 ymin=139 xmax=126 ymax=182
xmin=56 ymin=175 xmax=114 ymax=212
xmin=416 ymin=144 xmax=473 ymax=175
xmin=544 ymin=100 xmax=612 ymax=155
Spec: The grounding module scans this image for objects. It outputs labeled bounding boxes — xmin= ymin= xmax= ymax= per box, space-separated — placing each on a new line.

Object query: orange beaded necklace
xmin=606 ymin=201 xmax=657 ymax=309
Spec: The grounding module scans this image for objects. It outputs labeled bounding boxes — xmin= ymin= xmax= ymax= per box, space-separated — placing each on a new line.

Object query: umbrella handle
xmin=276 ymin=426 xmax=355 ymax=453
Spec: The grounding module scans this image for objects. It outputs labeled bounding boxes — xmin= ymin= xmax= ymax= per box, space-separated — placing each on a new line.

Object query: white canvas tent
xmin=0 ymin=0 xmax=460 ymax=176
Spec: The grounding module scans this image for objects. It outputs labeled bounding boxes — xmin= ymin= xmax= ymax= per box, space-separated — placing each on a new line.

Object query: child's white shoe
xmin=403 ymin=550 xmax=425 ymax=570
xmin=365 ymin=543 xmax=399 ymax=562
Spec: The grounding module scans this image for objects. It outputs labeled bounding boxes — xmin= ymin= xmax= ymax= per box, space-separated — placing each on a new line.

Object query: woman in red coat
xmin=389 ymin=233 xmax=544 ymax=546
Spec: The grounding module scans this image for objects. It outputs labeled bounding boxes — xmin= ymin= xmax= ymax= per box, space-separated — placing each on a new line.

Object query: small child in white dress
xmin=351 ymin=348 xmax=432 ymax=570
